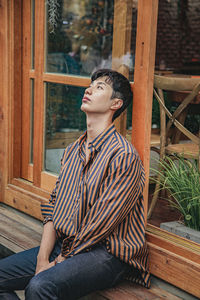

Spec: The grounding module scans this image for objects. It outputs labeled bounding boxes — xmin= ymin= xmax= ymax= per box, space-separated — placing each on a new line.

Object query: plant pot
xmin=160 ymin=221 xmax=200 ymax=244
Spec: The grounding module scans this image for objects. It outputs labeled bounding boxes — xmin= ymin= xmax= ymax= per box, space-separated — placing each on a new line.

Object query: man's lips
xmin=82 ymin=96 xmax=91 ymax=102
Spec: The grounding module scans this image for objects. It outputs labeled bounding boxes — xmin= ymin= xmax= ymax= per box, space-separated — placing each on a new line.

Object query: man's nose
xmin=85 ymin=86 xmax=92 ymax=94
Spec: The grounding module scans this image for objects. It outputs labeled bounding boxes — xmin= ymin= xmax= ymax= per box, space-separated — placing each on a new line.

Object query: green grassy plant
xmin=151 ymin=156 xmax=200 ymax=230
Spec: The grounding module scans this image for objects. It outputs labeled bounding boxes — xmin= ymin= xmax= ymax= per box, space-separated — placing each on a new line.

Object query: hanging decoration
xmin=47 ymin=0 xmax=61 ymax=33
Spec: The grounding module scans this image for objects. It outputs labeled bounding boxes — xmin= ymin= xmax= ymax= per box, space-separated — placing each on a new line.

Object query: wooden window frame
xmin=1 ymin=0 xmax=200 ymax=297
xmin=133 ymin=1 xmax=200 ymax=297
xmin=21 ymin=0 xmax=134 ymax=191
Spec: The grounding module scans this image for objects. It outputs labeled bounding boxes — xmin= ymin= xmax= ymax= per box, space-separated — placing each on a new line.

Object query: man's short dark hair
xmin=91 ymin=69 xmax=133 ymax=121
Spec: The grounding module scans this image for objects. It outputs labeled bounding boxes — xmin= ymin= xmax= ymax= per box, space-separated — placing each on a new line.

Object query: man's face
xmin=81 ymin=77 xmax=114 ymax=115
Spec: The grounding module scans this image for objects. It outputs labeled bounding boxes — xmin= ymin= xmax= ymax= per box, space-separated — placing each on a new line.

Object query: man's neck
xmin=86 ymin=115 xmax=113 ymax=143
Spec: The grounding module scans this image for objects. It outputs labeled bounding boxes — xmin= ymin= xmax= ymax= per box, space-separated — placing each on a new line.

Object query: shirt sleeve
xmin=40 ymin=149 xmax=67 ymax=221
xmin=61 ymin=152 xmax=145 ymax=257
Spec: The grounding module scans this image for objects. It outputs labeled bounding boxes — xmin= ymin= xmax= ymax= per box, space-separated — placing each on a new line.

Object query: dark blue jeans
xmin=0 ymin=240 xmax=128 ymax=299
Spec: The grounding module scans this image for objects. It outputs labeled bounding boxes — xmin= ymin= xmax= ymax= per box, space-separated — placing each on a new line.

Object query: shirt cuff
xmin=42 ymin=216 xmax=53 ymax=225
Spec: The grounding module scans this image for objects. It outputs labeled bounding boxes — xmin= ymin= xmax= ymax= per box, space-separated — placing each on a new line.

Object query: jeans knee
xmin=25 ymin=276 xmax=41 ymax=297
xmin=25 ymin=275 xmax=58 ymax=300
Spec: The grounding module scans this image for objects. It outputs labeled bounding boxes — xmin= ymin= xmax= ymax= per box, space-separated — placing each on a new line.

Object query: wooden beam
xmin=132 ymin=0 xmax=158 ymax=219
xmin=43 ymin=73 xmax=90 ymax=87
xmin=21 ymin=0 xmax=31 ymax=179
xmin=148 ymin=241 xmax=200 ymax=298
xmin=0 ymin=0 xmax=9 ymax=201
xmin=33 ymin=0 xmax=45 ymax=186
xmin=154 ymin=74 xmax=200 ymax=91
xmin=12 ymin=0 xmax=22 ymax=179
xmin=112 ymin=0 xmax=133 ymax=135
xmin=4 ymin=184 xmax=44 ymax=220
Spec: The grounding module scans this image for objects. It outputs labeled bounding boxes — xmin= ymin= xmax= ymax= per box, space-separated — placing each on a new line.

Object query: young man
xmin=0 ymin=69 xmax=150 ymax=299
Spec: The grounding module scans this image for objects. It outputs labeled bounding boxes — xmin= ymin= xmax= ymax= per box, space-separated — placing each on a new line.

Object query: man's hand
xmin=35 ymin=221 xmax=57 ymax=275
xmin=35 ymin=254 xmax=66 ymax=275
xmin=55 ymin=254 xmax=66 ymax=264
xmin=35 ymin=259 xmax=55 ymax=275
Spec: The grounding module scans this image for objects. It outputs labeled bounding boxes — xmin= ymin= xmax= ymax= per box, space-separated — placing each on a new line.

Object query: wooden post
xmin=0 ymin=0 xmax=9 ymax=201
xmin=12 ymin=0 xmax=22 ymax=180
xmin=132 ymin=0 xmax=158 ymax=220
xmin=21 ymin=0 xmax=31 ymax=180
xmin=33 ymin=0 xmax=45 ymax=186
xmin=112 ymin=0 xmax=132 ymax=135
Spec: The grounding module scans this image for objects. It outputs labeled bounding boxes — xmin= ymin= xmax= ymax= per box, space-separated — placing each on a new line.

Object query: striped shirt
xmin=41 ymin=124 xmax=150 ymax=287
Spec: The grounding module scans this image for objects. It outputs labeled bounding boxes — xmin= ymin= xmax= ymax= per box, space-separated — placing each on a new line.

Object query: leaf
xmin=185 ymin=215 xmax=192 ymax=221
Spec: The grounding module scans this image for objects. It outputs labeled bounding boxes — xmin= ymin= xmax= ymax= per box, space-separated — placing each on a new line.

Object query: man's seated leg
xmin=0 ymin=246 xmax=39 ymax=299
xmin=25 ymin=244 xmax=129 ymax=300
xmin=0 ymin=239 xmax=62 ymax=299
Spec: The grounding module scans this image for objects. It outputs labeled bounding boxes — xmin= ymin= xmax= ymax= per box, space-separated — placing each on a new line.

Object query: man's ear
xmin=110 ymin=99 xmax=123 ymax=111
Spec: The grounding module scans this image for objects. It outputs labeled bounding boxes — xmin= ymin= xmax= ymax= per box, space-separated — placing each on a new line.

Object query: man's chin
xmin=80 ymin=103 xmax=89 ymax=112
xmin=80 ymin=104 xmax=85 ymax=112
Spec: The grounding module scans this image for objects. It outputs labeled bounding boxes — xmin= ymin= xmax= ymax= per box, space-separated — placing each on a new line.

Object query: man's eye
xmin=97 ymin=85 xmax=103 ymax=89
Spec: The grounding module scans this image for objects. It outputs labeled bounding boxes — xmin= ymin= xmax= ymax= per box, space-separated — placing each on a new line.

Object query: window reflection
xmin=148 ymin=0 xmax=200 ymax=244
xmin=46 ymin=0 xmax=114 ymax=76
xmin=45 ymin=82 xmax=86 ymax=174
xmin=30 ymin=79 xmax=34 ymax=163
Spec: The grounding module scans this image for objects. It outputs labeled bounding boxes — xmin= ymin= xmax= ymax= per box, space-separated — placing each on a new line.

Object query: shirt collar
xmin=78 ymin=124 xmax=116 ymax=152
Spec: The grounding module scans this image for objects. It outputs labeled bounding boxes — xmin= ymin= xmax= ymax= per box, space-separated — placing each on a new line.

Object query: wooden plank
xmin=132 ymin=0 xmax=159 ymax=220
xmin=98 ymin=280 xmax=182 ymax=300
xmin=33 ymin=0 xmax=45 ymax=187
xmin=0 ymin=0 xmax=23 ymax=200
xmin=21 ymin=0 xmax=31 ymax=180
xmin=112 ymin=0 xmax=132 ymax=135
xmin=11 ymin=178 xmax=50 ymax=199
xmin=148 ymin=242 xmax=200 ymax=298
xmin=27 ymin=164 xmax=33 ymax=182
xmin=0 ymin=204 xmax=42 ymax=253
xmin=0 ymin=0 xmax=8 ymax=202
xmin=150 ymin=286 xmax=182 ymax=300
xmin=0 ymin=236 xmax=24 ymax=254
xmin=147 ymin=229 xmax=200 ymax=264
xmin=0 ymin=203 xmax=43 ymax=232
xmin=97 ymin=288 xmax=142 ymax=300
xmin=0 ymin=214 xmax=41 ymax=250
xmin=154 ymin=74 xmax=200 ymax=91
xmin=116 ymin=281 xmax=181 ymax=300
xmin=4 ymin=185 xmax=44 ymax=220
xmin=29 ymin=69 xmax=36 ymax=78
xmin=13 ymin=0 xmax=22 ymax=179
xmin=43 ymin=73 xmax=90 ymax=87
xmin=41 ymin=172 xmax=57 ymax=192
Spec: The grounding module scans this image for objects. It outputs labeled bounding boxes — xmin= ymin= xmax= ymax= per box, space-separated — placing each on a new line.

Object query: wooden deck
xmin=0 ymin=203 xmax=197 ymax=300
xmin=0 ymin=203 xmax=42 ymax=255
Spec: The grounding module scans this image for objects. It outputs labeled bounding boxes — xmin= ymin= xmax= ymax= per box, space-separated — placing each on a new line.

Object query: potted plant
xmin=151 ymin=156 xmax=200 ymax=242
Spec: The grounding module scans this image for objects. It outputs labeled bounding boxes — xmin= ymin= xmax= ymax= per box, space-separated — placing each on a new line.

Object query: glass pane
xmin=130 ymin=2 xmax=138 ymax=81
xmin=125 ymin=2 xmax=138 ymax=139
xmin=148 ymin=1 xmax=200 ymax=243
xmin=45 ymin=0 xmax=114 ymax=76
xmin=30 ymin=79 xmax=34 ymax=163
xmin=44 ymin=82 xmax=86 ymax=174
xmin=31 ymin=0 xmax=35 ymax=69
xmin=155 ymin=1 xmax=200 ymax=74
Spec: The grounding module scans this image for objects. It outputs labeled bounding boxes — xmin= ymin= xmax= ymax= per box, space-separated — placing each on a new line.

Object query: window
xmin=21 ymin=0 xmax=137 ymax=191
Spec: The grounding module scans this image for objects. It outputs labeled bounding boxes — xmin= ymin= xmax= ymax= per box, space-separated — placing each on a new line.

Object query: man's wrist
xmin=43 ymin=216 xmax=53 ymax=225
xmin=37 ymin=253 xmax=49 ymax=262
